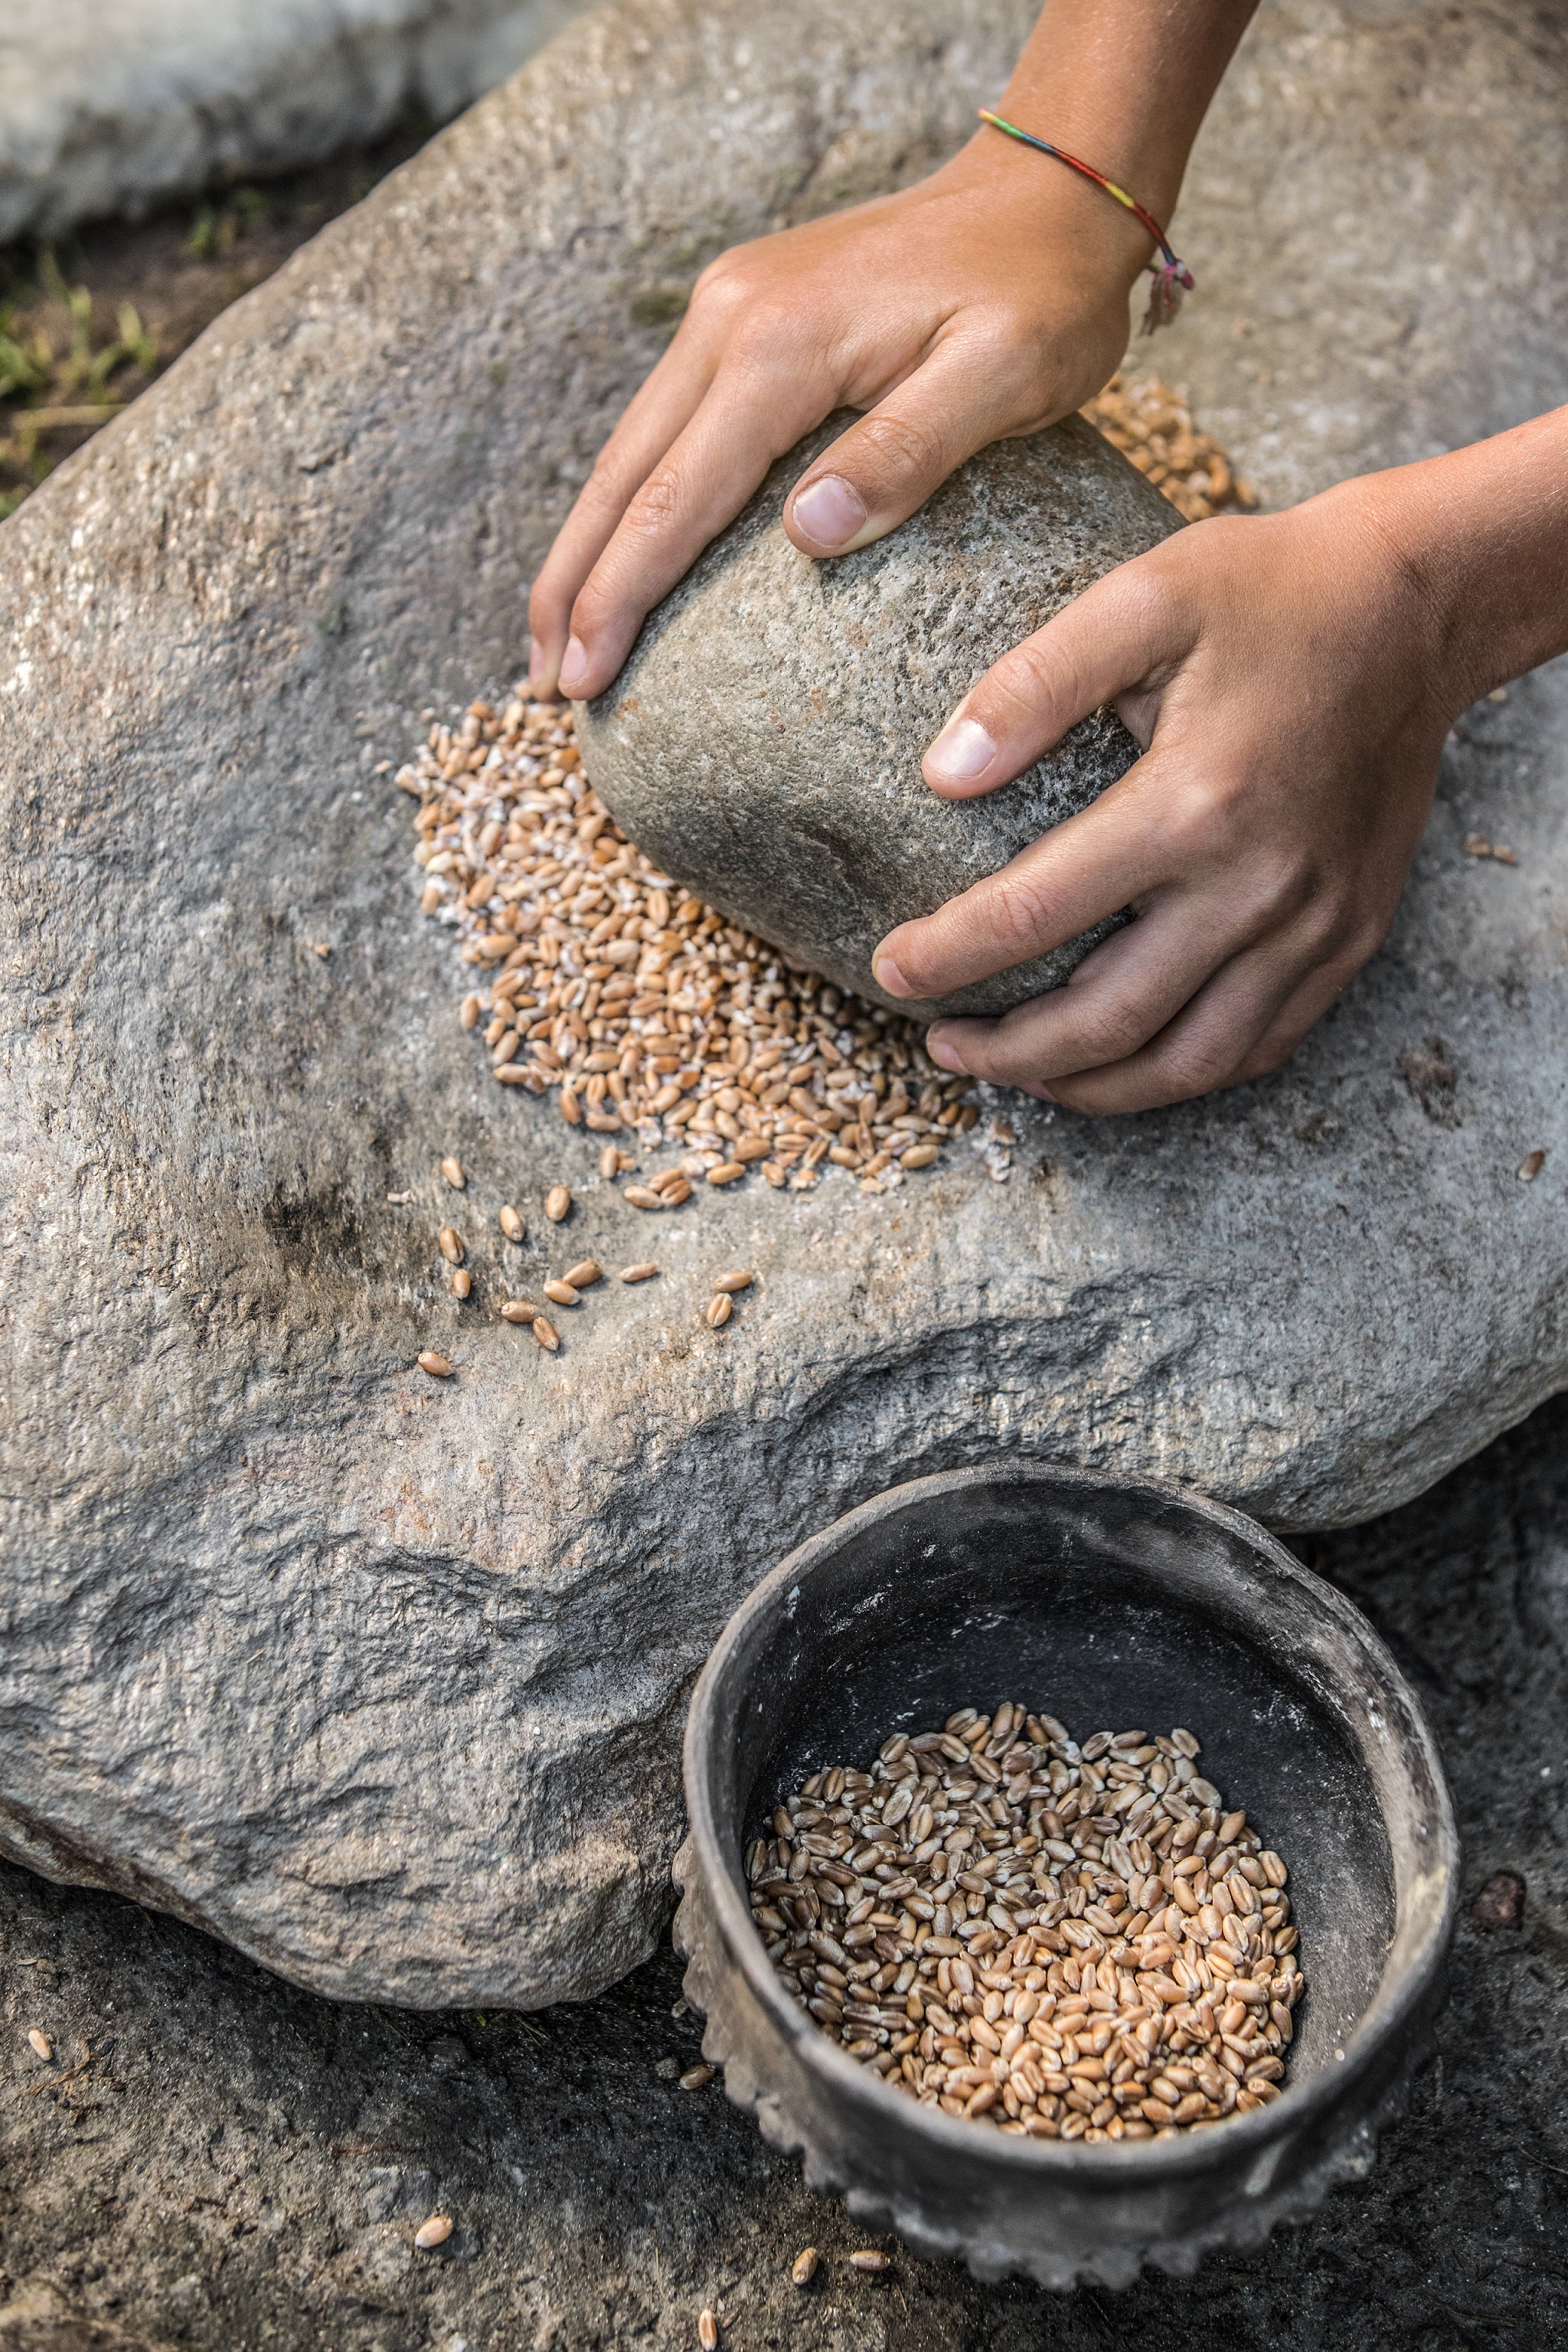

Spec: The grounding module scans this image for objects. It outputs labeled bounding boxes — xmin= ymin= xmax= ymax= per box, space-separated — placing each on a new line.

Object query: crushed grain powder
xmin=402 ymin=377 xmax=1249 ymax=1197
xmin=748 ymin=1704 xmax=1302 ymax=2141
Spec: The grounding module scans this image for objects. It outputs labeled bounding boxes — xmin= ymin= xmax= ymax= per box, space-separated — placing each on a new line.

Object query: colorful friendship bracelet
xmin=978 ymin=109 xmax=1194 ymax=334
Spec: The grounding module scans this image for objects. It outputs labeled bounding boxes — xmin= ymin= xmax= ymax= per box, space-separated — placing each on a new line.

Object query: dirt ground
xmin=2 ymin=1393 xmax=1564 ymax=2352
xmin=0 ymin=121 xmax=435 ymax=518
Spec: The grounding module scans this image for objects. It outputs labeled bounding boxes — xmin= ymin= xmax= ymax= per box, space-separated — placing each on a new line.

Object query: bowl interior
xmin=717 ymin=1474 xmax=1406 ymax=2092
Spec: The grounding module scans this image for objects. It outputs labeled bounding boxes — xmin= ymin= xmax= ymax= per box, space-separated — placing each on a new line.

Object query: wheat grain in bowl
xmin=747 ymin=1704 xmax=1302 ymax=2142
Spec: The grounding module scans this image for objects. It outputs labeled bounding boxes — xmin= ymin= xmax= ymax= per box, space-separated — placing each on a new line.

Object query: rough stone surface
xmin=0 ymin=0 xmax=590 ymax=240
xmin=0 ymin=0 xmax=1565 ymax=2009
xmin=0 ymin=1400 xmax=1564 ymax=2345
xmin=578 ymin=413 xmax=1182 ymax=1018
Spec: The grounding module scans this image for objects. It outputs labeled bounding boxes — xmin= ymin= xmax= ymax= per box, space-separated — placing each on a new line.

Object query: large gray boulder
xmin=0 ymin=0 xmax=591 ymax=240
xmin=578 ymin=413 xmax=1182 ymax=1019
xmin=0 ymin=0 xmax=1564 ymax=2010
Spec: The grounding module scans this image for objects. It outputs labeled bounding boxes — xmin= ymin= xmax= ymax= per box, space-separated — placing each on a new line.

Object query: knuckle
xmin=965 ymin=635 xmax=1076 ymax=746
xmin=854 ymin=407 xmax=946 ymax=482
xmin=1236 ymin=1031 xmax=1302 ymax=1085
xmin=886 ymin=921 xmax=946 ymax=995
xmin=1345 ymin=905 xmax=1393 ymax=970
xmin=568 ymin=570 xmax=621 ymax=639
xmin=984 ymin=866 xmax=1055 ymax=956
xmin=1076 ymin=999 xmax=1156 ymax=1069
xmin=996 ymin=635 xmax=1073 ymax=725
xmin=690 ymin=252 xmax=757 ymax=316
xmin=725 ymin=293 xmax=789 ymax=346
xmin=619 ymin=466 xmax=683 ymax=541
xmin=1153 ymin=1028 xmax=1239 ymax=1100
xmin=578 ymin=438 xmax=648 ymax=514
xmin=1155 ymin=776 xmax=1232 ymax=862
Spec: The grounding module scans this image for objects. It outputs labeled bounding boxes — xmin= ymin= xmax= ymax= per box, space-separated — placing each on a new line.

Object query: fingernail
xmin=926 ymin=717 xmax=998 ymax=784
xmin=871 ymin=950 xmax=913 ymax=1000
xmin=557 ymin=636 xmax=588 ymax=694
xmin=528 ymin=638 xmax=550 ymax=684
xmin=791 ymin=474 xmax=869 ymax=551
xmin=928 ymin=1036 xmax=969 ymax=1075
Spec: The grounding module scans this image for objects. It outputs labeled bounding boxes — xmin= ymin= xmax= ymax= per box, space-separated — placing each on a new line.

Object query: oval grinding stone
xmin=576 ymin=410 xmax=1184 ymax=1018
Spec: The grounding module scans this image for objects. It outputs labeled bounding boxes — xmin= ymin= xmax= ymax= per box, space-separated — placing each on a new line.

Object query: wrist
xmin=1348 ymin=412 xmax=1568 ymax=709
xmin=933 ymin=132 xmax=1155 ymax=301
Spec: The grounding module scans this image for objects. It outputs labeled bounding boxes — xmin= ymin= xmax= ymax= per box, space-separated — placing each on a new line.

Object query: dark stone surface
xmin=577 ymin=413 xmax=1182 ymax=1019
xmin=2 ymin=1394 xmax=1564 ymax=2348
xmin=0 ymin=0 xmax=1565 ymax=2010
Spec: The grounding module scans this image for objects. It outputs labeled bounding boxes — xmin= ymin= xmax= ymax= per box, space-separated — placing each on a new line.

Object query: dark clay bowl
xmin=673 ymin=1462 xmax=1457 ymax=2290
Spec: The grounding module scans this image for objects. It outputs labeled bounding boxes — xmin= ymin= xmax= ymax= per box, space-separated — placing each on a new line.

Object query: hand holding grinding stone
xmin=879 ymin=410 xmax=1568 ymax=1112
xmin=545 ymin=0 xmax=1568 ymax=1112
xmin=530 ymin=0 xmax=1253 ymax=701
xmin=573 ymin=417 xmax=1185 ymax=1021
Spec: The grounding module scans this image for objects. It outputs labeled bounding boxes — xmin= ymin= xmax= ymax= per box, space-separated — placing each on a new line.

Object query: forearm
xmin=1361 ymin=406 xmax=1568 ymax=706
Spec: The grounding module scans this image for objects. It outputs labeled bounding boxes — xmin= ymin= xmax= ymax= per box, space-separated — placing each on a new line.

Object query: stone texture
xmin=0 ymin=1396 xmax=1565 ymax=2343
xmin=0 ymin=0 xmax=1565 ymax=2011
xmin=0 ymin=0 xmax=590 ymax=240
xmin=578 ymin=413 xmax=1182 ymax=1019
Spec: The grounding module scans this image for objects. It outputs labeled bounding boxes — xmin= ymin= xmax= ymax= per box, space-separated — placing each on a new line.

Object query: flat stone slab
xmin=0 ymin=0 xmax=590 ymax=240
xmin=0 ymin=0 xmax=1564 ymax=2010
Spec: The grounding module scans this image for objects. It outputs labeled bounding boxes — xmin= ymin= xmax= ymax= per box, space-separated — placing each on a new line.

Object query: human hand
xmin=527 ymin=139 xmax=1146 ymax=701
xmin=869 ymin=477 xmax=1463 ymax=1113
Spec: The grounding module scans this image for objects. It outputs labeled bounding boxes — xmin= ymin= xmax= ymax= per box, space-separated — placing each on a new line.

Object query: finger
xmin=1036 ymin=931 xmax=1343 ymax=1116
xmin=553 ymin=362 xmax=835 ymax=699
xmin=873 ymin=744 xmax=1214 ymax=1004
xmin=923 ymin=890 xmax=1249 ymax=1089
xmin=918 ymin=550 xmax=1194 ymax=799
xmin=782 ymin=337 xmax=1034 ymax=558
xmin=527 ymin=338 xmax=721 ymax=691
xmin=1223 ymin=956 xmax=1365 ymax=1086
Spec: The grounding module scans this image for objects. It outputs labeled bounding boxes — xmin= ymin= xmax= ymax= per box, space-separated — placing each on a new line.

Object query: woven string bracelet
xmin=978 ymin=109 xmax=1194 ymax=334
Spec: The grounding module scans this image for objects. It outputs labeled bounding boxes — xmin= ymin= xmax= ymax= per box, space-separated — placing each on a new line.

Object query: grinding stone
xmin=576 ymin=411 xmax=1184 ymax=1019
